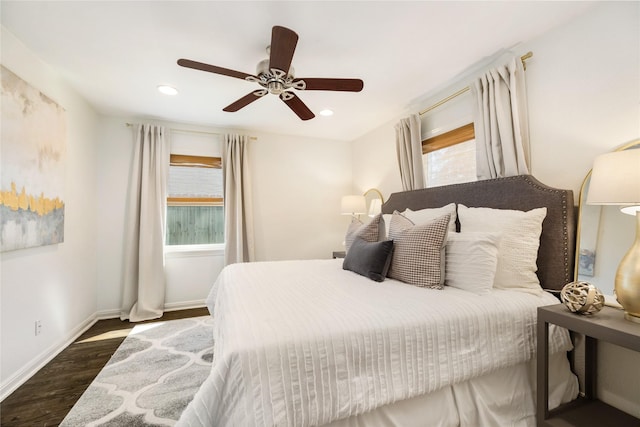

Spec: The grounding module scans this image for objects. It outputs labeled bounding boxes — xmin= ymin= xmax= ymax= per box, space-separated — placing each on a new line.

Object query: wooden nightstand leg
xmin=537 ymin=318 xmax=550 ymax=422
xmin=585 ymin=335 xmax=597 ymax=400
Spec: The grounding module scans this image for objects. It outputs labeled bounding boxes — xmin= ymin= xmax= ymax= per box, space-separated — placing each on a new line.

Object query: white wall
xmin=354 ymin=2 xmax=639 ymax=196
xmin=94 ymin=117 xmax=132 ymax=313
xmin=522 ymin=2 xmax=640 ymax=192
xmin=95 ymin=118 xmax=229 ymax=314
xmin=351 ymin=2 xmax=640 ymax=417
xmin=249 ymin=132 xmax=352 ymax=261
xmin=95 ymin=118 xmax=352 ymax=315
xmin=0 ymin=28 xmax=99 ymax=399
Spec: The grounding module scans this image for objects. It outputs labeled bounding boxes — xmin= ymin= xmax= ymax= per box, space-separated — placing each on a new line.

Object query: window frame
xmin=422 ymin=122 xmax=477 ymax=187
xmin=165 ymin=153 xmax=225 ymax=253
xmin=422 ymin=122 xmax=475 ymax=154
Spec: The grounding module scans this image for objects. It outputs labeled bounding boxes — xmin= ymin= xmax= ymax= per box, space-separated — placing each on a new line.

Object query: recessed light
xmin=157 ymin=85 xmax=178 ymax=96
xmin=319 ymin=109 xmax=334 ymax=117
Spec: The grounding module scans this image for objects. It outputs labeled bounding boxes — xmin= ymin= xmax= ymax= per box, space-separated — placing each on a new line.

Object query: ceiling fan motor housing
xmin=254 ymin=58 xmax=297 ymax=94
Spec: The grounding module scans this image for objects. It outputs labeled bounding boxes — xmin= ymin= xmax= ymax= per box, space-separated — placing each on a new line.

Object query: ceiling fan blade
xmin=269 ymin=26 xmax=298 ymax=75
xmin=293 ymin=78 xmax=364 ymax=92
xmin=280 ymin=92 xmax=315 ymax=121
xmin=223 ymin=90 xmax=267 ymax=112
xmin=177 ymin=58 xmax=255 ymax=81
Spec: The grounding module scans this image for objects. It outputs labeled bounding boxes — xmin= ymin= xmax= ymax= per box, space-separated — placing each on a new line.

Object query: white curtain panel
xmin=395 ymin=114 xmax=426 ymax=190
xmin=223 ymin=134 xmax=255 ymax=265
xmin=471 ymin=56 xmax=530 ymax=180
xmin=120 ymin=124 xmax=169 ymax=322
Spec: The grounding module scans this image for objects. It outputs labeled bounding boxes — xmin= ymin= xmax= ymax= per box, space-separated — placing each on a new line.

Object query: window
xmin=166 ymin=154 xmax=224 ymax=246
xmin=422 ymin=123 xmax=476 ymax=187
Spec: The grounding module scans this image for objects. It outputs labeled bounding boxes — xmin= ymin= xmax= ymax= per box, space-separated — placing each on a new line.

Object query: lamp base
xmin=615 ymin=211 xmax=640 ymax=323
xmin=624 ymin=312 xmax=640 ymax=324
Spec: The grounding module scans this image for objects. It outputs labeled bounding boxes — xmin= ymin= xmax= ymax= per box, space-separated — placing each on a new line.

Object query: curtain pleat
xmin=120 ymin=124 xmax=169 ymax=322
xmin=223 ymin=134 xmax=255 ymax=265
xmin=395 ymin=114 xmax=426 ymax=190
xmin=471 ymin=56 xmax=530 ymax=180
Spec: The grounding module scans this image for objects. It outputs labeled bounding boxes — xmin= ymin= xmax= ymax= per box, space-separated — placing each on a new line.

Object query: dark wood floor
xmin=0 ymin=307 xmax=209 ymax=427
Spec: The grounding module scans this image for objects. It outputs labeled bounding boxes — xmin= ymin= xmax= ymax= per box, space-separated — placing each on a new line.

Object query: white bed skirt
xmin=327 ymin=352 xmax=577 ymax=427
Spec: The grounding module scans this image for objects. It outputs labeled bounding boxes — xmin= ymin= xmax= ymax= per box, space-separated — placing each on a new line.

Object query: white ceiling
xmin=1 ymin=1 xmax=597 ymax=141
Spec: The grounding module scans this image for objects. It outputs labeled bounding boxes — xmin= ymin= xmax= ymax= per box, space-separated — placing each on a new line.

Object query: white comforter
xmin=178 ymin=259 xmax=572 ymax=427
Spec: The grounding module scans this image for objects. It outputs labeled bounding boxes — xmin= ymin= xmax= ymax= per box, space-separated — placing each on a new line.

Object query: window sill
xmin=165 ymin=244 xmax=225 ymax=258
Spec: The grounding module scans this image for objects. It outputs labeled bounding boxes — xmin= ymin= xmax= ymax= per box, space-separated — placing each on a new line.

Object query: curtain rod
xmin=125 ymin=123 xmax=257 ymax=140
xmin=419 ymin=51 xmax=533 ymax=116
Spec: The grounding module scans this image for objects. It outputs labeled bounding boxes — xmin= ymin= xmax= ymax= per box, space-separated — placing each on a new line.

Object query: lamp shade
xmin=341 ymin=195 xmax=366 ymax=215
xmin=587 ymin=149 xmax=640 ymax=209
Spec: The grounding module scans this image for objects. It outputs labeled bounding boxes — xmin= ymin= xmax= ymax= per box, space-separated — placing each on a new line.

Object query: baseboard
xmin=1 ymin=301 xmax=208 ymax=401
xmin=0 ymin=313 xmax=98 ymax=402
xmin=96 ymin=300 xmax=207 ymax=320
xmin=164 ymin=300 xmax=207 ymax=312
xmin=96 ymin=308 xmax=121 ymax=320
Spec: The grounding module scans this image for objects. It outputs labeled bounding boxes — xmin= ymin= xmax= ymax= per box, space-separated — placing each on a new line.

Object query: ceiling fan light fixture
xmin=157 ymin=85 xmax=178 ymax=96
xmin=268 ymin=81 xmax=285 ymax=95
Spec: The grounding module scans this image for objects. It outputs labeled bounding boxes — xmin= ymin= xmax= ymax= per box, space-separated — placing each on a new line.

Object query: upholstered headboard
xmin=381 ymin=175 xmax=575 ymax=291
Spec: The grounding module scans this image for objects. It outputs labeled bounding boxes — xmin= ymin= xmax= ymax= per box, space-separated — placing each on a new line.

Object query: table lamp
xmin=587 ymin=148 xmax=640 ymax=323
xmin=341 ymin=195 xmax=366 ymax=219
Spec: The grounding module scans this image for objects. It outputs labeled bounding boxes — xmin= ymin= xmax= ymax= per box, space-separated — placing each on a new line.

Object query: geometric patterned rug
xmin=59 ymin=316 xmax=214 ymax=427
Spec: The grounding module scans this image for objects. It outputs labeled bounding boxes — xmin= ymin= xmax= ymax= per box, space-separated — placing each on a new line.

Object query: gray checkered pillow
xmin=388 ymin=211 xmax=451 ymax=288
xmin=344 ymin=214 xmax=382 ymax=253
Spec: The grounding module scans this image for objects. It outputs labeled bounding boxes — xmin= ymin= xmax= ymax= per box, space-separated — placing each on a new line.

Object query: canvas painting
xmin=1 ymin=66 xmax=66 ymax=252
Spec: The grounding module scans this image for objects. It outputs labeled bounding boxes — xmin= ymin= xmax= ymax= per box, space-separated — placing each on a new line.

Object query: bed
xmin=178 ymin=175 xmax=579 ymax=427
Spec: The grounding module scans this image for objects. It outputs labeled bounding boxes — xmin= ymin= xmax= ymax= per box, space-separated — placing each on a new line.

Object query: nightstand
xmin=332 ymin=251 xmax=346 ymax=259
xmin=537 ymin=304 xmax=640 ymax=427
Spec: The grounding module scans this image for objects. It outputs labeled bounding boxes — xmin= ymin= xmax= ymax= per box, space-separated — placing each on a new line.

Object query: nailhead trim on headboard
xmin=382 ymin=175 xmax=575 ymax=291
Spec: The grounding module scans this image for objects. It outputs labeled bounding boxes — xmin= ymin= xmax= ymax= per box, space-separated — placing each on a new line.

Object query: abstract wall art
xmin=1 ymin=66 xmax=67 ymax=252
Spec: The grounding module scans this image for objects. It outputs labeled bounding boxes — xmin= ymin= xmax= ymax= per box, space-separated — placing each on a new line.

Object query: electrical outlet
xmin=35 ymin=320 xmax=42 ymax=336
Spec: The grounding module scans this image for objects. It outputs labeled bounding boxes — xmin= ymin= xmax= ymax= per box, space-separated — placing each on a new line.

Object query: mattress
xmin=177 ymin=259 xmax=576 ymax=427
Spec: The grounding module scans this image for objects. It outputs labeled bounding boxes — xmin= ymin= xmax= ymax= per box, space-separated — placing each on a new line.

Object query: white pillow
xmin=382 ymin=203 xmax=456 ymax=238
xmin=404 ymin=203 xmax=457 ymax=231
xmin=445 ymin=232 xmax=500 ymax=295
xmin=457 ymin=205 xmax=547 ymax=293
xmin=382 ymin=214 xmax=392 ymax=239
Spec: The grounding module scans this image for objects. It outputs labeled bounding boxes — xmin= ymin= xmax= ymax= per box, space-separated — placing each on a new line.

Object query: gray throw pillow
xmin=343 ymin=236 xmax=394 ymax=282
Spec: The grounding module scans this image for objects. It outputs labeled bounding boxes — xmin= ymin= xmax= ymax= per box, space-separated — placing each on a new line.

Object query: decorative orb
xmin=560 ymin=281 xmax=605 ymax=315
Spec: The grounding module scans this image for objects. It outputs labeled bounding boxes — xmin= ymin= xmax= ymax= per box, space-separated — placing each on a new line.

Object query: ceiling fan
xmin=177 ymin=26 xmax=364 ymax=121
